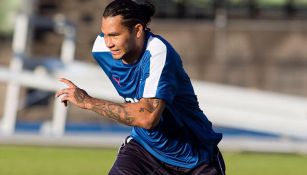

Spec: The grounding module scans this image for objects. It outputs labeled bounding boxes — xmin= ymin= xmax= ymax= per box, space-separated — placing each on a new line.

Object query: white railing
xmin=193 ymin=81 xmax=307 ymax=139
xmin=1 ymin=63 xmax=307 ymax=140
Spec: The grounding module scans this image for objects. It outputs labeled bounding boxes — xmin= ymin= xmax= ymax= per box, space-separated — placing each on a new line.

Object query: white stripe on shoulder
xmin=92 ymin=35 xmax=110 ymax=52
xmin=143 ymin=36 xmax=167 ymax=98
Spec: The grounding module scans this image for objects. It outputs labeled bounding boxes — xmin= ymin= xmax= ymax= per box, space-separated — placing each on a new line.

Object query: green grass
xmin=1 ymin=146 xmax=307 ymax=175
xmin=0 ymin=146 xmax=117 ymax=175
xmin=224 ymin=152 xmax=307 ymax=175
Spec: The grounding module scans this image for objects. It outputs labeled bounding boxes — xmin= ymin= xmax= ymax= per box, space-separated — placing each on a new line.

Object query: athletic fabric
xmin=109 ymin=137 xmax=226 ymax=175
xmin=92 ymin=31 xmax=223 ymax=168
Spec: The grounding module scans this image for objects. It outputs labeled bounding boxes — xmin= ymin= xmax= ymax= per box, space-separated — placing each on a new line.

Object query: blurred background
xmin=1 ymin=0 xmax=307 ymax=175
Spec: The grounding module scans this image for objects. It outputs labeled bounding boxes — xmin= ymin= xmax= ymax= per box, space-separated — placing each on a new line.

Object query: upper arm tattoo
xmin=139 ymin=99 xmax=161 ymax=113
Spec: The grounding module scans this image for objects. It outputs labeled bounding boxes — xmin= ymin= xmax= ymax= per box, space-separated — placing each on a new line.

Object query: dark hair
xmin=103 ymin=0 xmax=155 ymax=31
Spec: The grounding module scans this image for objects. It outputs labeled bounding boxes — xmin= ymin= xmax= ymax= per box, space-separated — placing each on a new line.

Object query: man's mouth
xmin=111 ymin=50 xmax=120 ymax=55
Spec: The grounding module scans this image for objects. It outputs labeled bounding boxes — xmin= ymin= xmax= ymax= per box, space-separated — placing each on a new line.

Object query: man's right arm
xmin=56 ymin=78 xmax=165 ymax=129
xmin=86 ymin=97 xmax=165 ymax=129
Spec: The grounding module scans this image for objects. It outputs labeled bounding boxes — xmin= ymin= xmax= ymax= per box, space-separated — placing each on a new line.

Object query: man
xmin=56 ymin=0 xmax=226 ymax=174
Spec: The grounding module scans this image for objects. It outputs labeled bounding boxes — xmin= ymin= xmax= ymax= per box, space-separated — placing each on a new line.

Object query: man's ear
xmin=134 ymin=24 xmax=144 ymax=38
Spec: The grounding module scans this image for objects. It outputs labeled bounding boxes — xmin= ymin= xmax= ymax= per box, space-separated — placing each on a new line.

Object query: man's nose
xmin=105 ymin=37 xmax=114 ymax=48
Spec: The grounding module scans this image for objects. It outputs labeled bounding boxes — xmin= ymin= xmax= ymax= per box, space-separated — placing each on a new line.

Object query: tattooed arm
xmin=55 ymin=78 xmax=165 ymax=129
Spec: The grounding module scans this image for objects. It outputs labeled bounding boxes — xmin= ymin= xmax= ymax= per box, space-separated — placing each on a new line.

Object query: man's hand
xmin=55 ymin=78 xmax=91 ymax=109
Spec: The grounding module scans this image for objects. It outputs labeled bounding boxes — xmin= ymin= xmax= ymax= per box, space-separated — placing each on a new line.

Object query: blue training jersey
xmin=92 ymin=31 xmax=222 ymax=169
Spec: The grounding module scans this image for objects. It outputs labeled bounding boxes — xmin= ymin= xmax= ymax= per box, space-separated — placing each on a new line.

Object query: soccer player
xmin=56 ymin=0 xmax=226 ymax=174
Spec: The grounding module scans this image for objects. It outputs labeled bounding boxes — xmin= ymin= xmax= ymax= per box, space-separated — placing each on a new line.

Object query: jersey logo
xmin=112 ymin=75 xmax=121 ymax=87
xmin=125 ymin=98 xmax=139 ymax=103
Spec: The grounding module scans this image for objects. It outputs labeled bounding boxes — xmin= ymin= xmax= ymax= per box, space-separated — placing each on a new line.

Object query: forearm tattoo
xmin=87 ymin=98 xmax=159 ymax=126
xmin=90 ymin=100 xmax=134 ymax=125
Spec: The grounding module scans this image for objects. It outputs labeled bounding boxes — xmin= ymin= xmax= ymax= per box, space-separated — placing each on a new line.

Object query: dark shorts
xmin=109 ymin=137 xmax=226 ymax=175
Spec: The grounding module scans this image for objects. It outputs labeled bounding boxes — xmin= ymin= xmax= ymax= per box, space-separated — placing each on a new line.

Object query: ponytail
xmin=103 ymin=0 xmax=155 ymax=30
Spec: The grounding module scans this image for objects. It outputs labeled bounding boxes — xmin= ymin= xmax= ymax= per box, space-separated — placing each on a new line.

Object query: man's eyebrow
xmin=106 ymin=32 xmax=120 ymax=36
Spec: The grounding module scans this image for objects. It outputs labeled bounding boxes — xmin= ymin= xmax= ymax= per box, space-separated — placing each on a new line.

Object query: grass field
xmin=1 ymin=146 xmax=307 ymax=175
